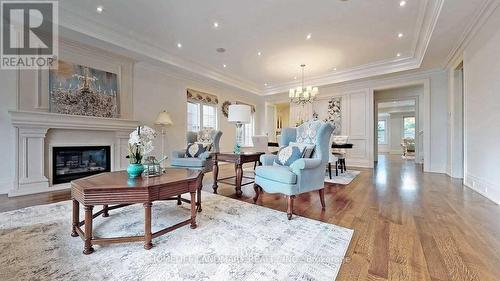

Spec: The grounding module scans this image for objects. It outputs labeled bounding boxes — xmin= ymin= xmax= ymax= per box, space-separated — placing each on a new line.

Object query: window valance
xmin=187 ymin=89 xmax=219 ymax=105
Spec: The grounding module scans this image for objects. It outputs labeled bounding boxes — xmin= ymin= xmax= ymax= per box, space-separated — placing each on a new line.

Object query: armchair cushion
xmin=171 ymin=157 xmax=208 ymax=168
xmin=275 ymin=146 xmax=304 ymax=166
xmin=255 ymin=165 xmax=297 ymax=184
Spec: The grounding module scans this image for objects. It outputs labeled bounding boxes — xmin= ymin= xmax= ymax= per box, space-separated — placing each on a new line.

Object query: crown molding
xmin=58 ymin=7 xmax=261 ymax=95
xmin=262 ymin=0 xmax=444 ymax=95
xmin=444 ymin=0 xmax=500 ymax=69
xmin=57 ymin=1 xmax=443 ymax=96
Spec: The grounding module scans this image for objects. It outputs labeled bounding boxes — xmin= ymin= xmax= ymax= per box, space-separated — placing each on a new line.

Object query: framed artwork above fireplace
xmin=49 ymin=60 xmax=120 ymax=118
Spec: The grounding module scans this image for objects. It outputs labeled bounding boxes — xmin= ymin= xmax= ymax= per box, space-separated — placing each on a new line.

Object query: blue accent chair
xmin=253 ymin=120 xmax=334 ymax=220
xmin=171 ymin=130 xmax=222 ymax=211
xmin=171 ymin=130 xmax=222 ymax=169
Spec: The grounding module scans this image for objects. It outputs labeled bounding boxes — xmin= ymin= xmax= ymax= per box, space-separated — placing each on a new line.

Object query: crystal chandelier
xmin=289 ymin=64 xmax=318 ymax=105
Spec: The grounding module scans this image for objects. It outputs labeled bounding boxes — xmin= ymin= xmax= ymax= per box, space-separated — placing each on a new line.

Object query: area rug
xmin=0 ymin=192 xmax=353 ymax=281
xmin=324 ymin=170 xmax=360 ymax=185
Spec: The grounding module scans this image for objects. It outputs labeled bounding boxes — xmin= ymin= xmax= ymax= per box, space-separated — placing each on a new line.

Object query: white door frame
xmin=371 ymin=79 xmax=431 ymax=172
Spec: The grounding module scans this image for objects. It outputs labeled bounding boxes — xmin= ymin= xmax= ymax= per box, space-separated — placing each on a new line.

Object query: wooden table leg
xmin=83 ymin=205 xmax=94 ymax=255
xmin=71 ymin=199 xmax=79 ymax=237
xmin=102 ymin=204 xmax=109 ymax=217
xmin=212 ymin=158 xmax=219 ymax=194
xmin=197 ymin=173 xmax=204 ymax=212
xmin=235 ymin=163 xmax=243 ymax=198
xmin=190 ymin=192 xmax=197 ymax=229
xmin=144 ymin=202 xmax=153 ymax=250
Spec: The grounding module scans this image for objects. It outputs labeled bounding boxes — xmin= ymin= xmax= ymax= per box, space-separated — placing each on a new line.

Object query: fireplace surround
xmin=8 ymin=111 xmax=139 ymax=197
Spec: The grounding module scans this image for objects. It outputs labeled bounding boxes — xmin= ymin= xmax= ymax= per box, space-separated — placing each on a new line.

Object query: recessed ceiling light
xmin=177 ymin=43 xmax=182 ymax=48
xmin=400 ymin=1 xmax=406 ymax=7
xmin=264 ymin=83 xmax=268 ymax=86
xmin=223 ymin=64 xmax=227 ymax=68
xmin=257 ymin=51 xmax=262 ymax=56
xmin=213 ymin=22 xmax=219 ymax=28
xmin=294 ymin=76 xmax=297 ymax=80
xmin=333 ymin=67 xmax=337 ymax=71
xmin=96 ymin=6 xmax=104 ymax=13
xmin=397 ymin=53 xmax=401 ymax=57
xmin=398 ymin=33 xmax=404 ymax=38
xmin=306 ymin=33 xmax=312 ymax=40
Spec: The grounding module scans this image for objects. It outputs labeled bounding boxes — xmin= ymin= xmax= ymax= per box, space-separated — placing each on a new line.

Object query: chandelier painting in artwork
xmin=49 ymin=61 xmax=119 ymax=118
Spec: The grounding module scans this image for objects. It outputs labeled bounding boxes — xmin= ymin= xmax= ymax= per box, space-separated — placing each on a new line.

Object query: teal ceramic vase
xmin=126 ymin=163 xmax=144 ymax=179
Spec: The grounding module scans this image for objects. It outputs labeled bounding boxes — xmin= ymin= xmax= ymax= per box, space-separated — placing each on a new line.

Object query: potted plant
xmin=126 ymin=126 xmax=156 ymax=178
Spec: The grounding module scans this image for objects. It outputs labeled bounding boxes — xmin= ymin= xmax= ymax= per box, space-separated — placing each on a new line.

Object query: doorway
xmin=449 ymin=62 xmax=464 ymax=178
xmin=374 ymin=84 xmax=424 ymax=167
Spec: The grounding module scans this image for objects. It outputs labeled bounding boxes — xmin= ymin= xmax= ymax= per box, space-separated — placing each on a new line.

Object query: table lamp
xmin=228 ymin=104 xmax=251 ymax=153
xmin=154 ymin=110 xmax=173 ymax=161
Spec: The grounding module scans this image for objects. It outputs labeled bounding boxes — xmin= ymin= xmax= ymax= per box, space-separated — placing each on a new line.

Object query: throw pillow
xmin=197 ymin=129 xmax=213 ymax=143
xmin=185 ymin=143 xmax=208 ymax=158
xmin=274 ymin=145 xmax=303 ymax=166
xmin=289 ymin=141 xmax=315 ymax=158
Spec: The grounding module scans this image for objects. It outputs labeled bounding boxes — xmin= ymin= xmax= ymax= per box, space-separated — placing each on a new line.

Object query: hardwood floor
xmin=1 ymin=154 xmax=499 ymax=280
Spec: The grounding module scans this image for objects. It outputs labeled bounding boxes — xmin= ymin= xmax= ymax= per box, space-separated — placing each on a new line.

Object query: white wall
xmin=0 ymin=69 xmax=17 ymax=194
xmin=264 ymin=69 xmax=448 ymax=172
xmin=461 ymin=6 xmax=500 ymax=204
xmin=133 ymin=62 xmax=265 ymax=163
xmin=0 ymin=38 xmax=265 ymax=195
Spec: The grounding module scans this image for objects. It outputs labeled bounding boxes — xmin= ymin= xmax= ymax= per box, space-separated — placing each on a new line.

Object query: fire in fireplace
xmin=52 ymin=146 xmax=111 ymax=184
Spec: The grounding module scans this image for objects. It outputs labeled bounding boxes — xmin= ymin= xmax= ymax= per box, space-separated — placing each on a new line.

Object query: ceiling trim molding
xmin=444 ymin=0 xmax=500 ymax=69
xmin=58 ymin=7 xmax=261 ymax=95
xmin=57 ymin=2 xmax=444 ymax=96
xmin=262 ymin=0 xmax=444 ymax=95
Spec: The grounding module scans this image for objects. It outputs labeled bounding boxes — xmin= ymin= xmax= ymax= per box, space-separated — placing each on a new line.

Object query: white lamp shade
xmin=154 ymin=110 xmax=173 ymax=125
xmin=228 ymin=104 xmax=251 ymax=124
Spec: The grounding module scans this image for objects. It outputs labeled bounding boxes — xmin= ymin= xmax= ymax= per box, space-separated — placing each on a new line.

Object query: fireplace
xmin=52 ymin=146 xmax=111 ymax=184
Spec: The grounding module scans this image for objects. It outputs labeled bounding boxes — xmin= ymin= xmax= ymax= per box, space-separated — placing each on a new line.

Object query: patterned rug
xmin=0 ymin=192 xmax=353 ymax=281
xmin=324 ymin=170 xmax=361 ymax=185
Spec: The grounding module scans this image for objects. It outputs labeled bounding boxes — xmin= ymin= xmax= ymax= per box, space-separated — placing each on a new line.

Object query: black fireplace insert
xmin=52 ymin=146 xmax=111 ymax=184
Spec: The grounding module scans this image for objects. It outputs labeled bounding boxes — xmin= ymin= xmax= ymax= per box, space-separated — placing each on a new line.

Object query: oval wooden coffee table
xmin=70 ymin=168 xmax=202 ymax=255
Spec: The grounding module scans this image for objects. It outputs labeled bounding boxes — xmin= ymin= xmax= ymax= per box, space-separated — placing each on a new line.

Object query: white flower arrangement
xmin=127 ymin=126 xmax=157 ymax=164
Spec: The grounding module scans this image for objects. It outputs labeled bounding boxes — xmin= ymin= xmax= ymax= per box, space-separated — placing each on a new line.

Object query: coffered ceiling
xmin=58 ymin=0 xmax=490 ymax=95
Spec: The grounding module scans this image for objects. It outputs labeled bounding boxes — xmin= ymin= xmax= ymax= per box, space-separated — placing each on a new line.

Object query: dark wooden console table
xmin=70 ymin=168 xmax=202 ymax=254
xmin=212 ymin=152 xmax=264 ymax=197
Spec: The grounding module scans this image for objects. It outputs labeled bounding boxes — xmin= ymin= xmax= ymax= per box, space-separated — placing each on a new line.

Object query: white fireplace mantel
xmin=8 ymin=111 xmax=139 ymax=197
xmin=9 ymin=111 xmax=139 ymax=131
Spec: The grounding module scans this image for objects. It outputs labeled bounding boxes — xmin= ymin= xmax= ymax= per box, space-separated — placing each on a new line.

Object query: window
xmin=202 ymin=105 xmax=217 ymax=129
xmin=403 ymin=116 xmax=416 ymax=139
xmin=378 ymin=120 xmax=387 ymax=144
xmin=187 ymin=102 xmax=200 ymax=131
xmin=187 ymin=102 xmax=218 ymax=132
xmin=242 ymin=114 xmax=255 ymax=146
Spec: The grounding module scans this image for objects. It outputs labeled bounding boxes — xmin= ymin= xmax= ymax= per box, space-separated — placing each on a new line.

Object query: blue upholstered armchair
xmin=253 ymin=120 xmax=334 ymax=220
xmin=171 ymin=130 xmax=222 ymax=170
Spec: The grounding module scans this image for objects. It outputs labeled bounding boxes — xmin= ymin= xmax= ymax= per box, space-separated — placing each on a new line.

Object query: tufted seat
xmin=255 ymin=165 xmax=297 ymax=184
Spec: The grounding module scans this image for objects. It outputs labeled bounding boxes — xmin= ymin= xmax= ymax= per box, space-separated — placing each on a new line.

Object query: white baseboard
xmin=389 ymin=150 xmax=402 ymax=155
xmin=8 ymin=183 xmax=70 ymax=197
xmin=0 ymin=178 xmax=13 ymax=195
xmin=464 ymin=174 xmax=500 ymax=205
